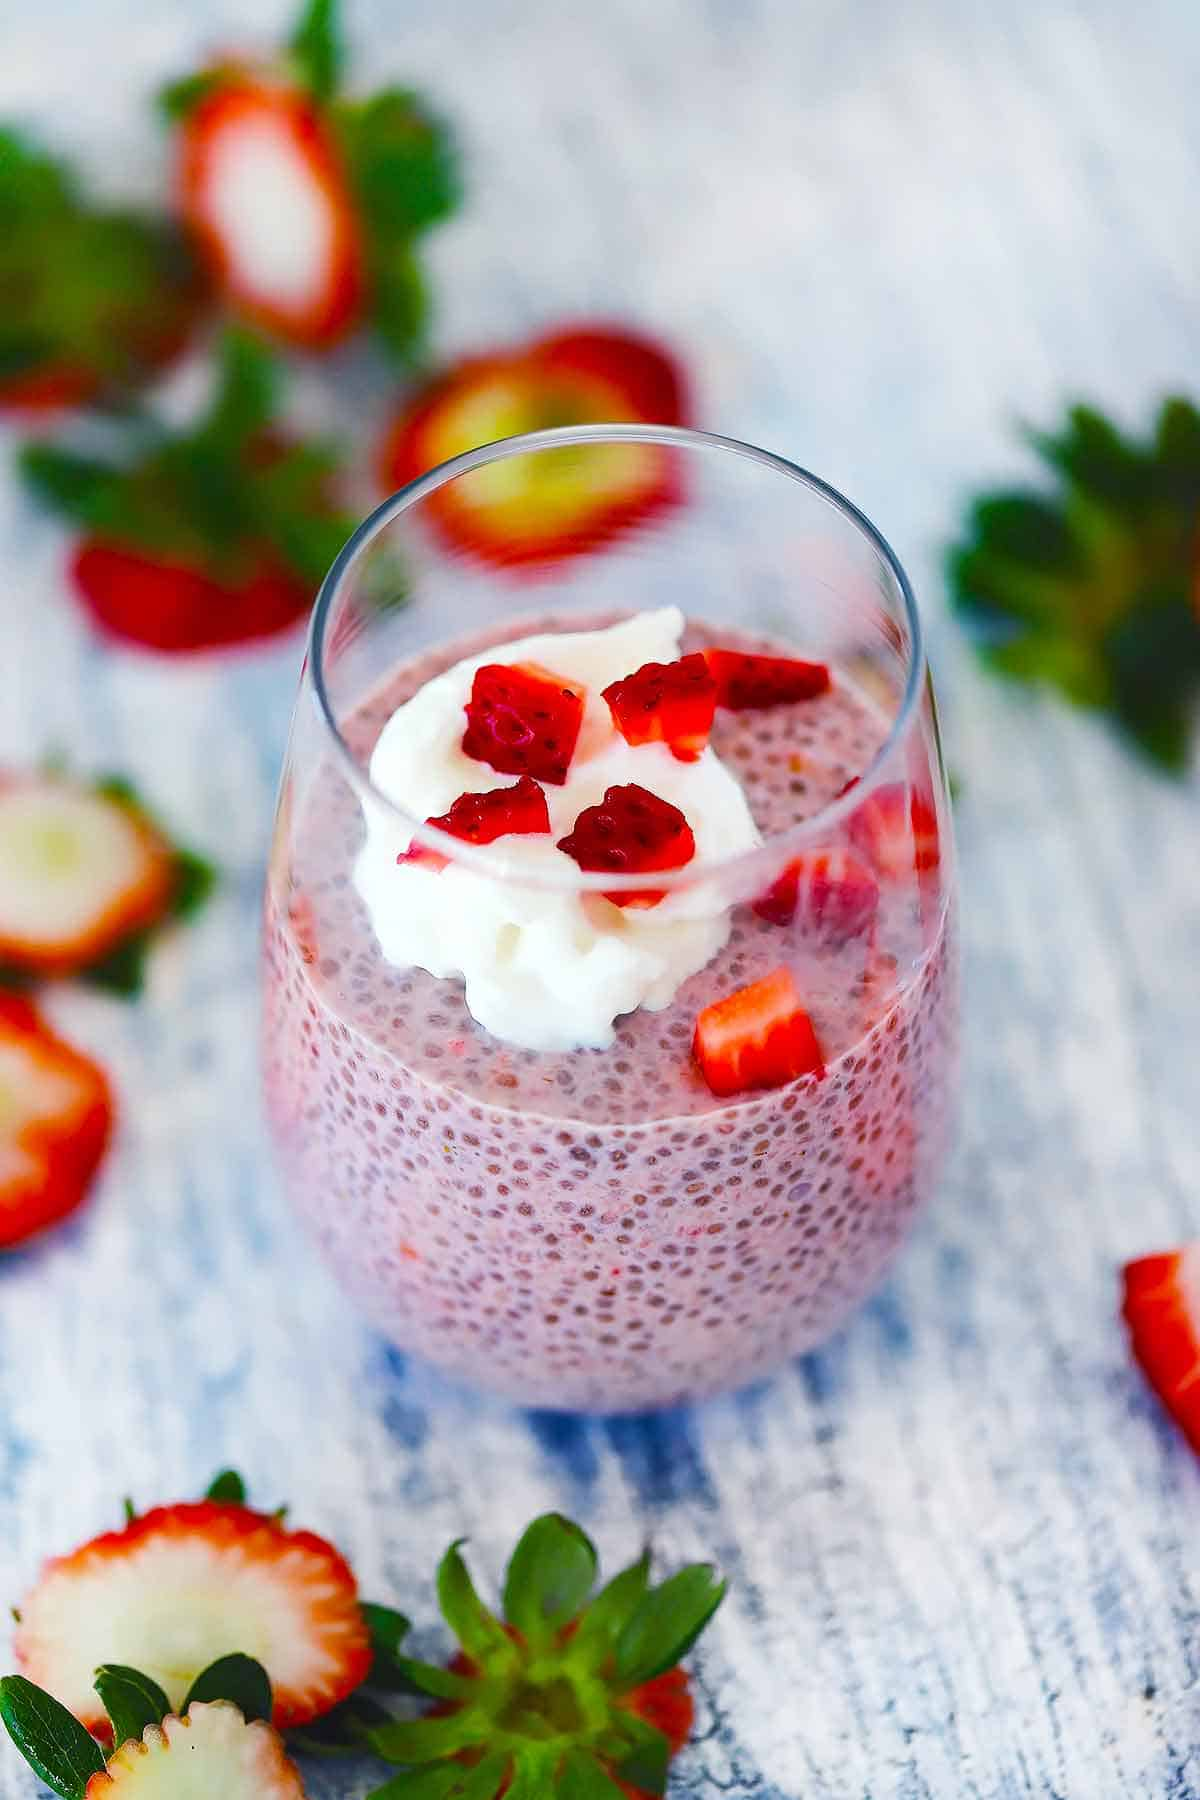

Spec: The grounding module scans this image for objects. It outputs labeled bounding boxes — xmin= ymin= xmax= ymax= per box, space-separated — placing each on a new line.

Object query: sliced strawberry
xmin=377 ymin=323 xmax=688 ymax=568
xmin=693 ymin=966 xmax=824 ymax=1097
xmin=602 ymin=653 xmax=717 ymax=762
xmin=848 ymin=782 xmax=940 ymax=879
xmin=705 ymin=649 xmax=830 ymax=709
xmin=13 ymin=1500 xmax=371 ymax=1734
xmin=557 ymin=783 xmax=695 ymax=907
xmin=1122 ymin=1249 xmax=1200 ymax=1455
xmin=0 ymin=363 xmax=100 ymax=416
xmin=85 ymin=1701 xmax=305 ymax=1798
xmin=462 ymin=663 xmax=585 ymax=786
xmin=402 ymin=776 xmax=551 ymax=869
xmin=753 ymin=848 xmax=880 ymax=938
xmin=0 ymin=1001 xmax=112 ymax=1249
xmin=0 ymin=776 xmax=176 ymax=979
xmin=72 ymin=541 xmax=313 ymax=656
xmin=179 ymin=78 xmax=363 ymax=348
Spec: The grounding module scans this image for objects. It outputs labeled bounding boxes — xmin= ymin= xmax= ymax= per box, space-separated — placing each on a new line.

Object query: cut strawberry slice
xmin=178 ymin=78 xmax=363 ymax=348
xmin=0 ymin=1000 xmax=112 ymax=1249
xmin=86 ymin=1701 xmax=305 ymax=1798
xmin=377 ymin=323 xmax=688 ymax=568
xmin=705 ymin=649 xmax=830 ymax=709
xmin=848 ymin=782 xmax=940 ymax=879
xmin=0 ymin=777 xmax=177 ymax=980
xmin=72 ymin=542 xmax=313 ymax=656
xmin=602 ymin=653 xmax=717 ymax=762
xmin=557 ymin=783 xmax=695 ymax=907
xmin=753 ymin=848 xmax=880 ymax=938
xmin=13 ymin=1500 xmax=371 ymax=1733
xmin=462 ymin=662 xmax=585 ymax=786
xmin=1122 ymin=1249 xmax=1200 ymax=1455
xmin=402 ymin=776 xmax=551 ymax=868
xmin=693 ymin=967 xmax=824 ymax=1097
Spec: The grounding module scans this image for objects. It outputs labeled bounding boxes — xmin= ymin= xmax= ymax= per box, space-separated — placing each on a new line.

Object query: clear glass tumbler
xmin=263 ymin=426 xmax=959 ymax=1411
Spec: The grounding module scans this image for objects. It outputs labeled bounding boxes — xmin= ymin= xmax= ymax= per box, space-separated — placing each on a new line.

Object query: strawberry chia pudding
xmin=264 ymin=607 xmax=958 ymax=1410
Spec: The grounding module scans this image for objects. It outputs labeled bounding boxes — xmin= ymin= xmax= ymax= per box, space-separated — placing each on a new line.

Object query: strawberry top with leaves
xmin=949 ymin=398 xmax=1200 ymax=770
xmin=164 ymin=0 xmax=459 ymax=360
xmin=365 ymin=1512 xmax=724 ymax=1799
xmin=19 ymin=330 xmax=357 ymax=654
xmin=0 ymin=130 xmax=202 ymax=413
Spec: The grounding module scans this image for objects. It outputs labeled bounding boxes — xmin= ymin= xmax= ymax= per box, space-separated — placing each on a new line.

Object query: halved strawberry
xmin=377 ymin=323 xmax=688 ymax=568
xmin=602 ymin=653 xmax=717 ymax=761
xmin=72 ymin=541 xmax=313 ymax=656
xmin=86 ymin=1701 xmax=305 ymax=1798
xmin=848 ymin=782 xmax=940 ymax=879
xmin=178 ymin=77 xmax=363 ymax=348
xmin=752 ymin=847 xmax=880 ymax=938
xmin=557 ymin=783 xmax=695 ymax=906
xmin=402 ymin=776 xmax=551 ymax=869
xmin=705 ymin=649 xmax=830 ymax=709
xmin=13 ymin=1500 xmax=371 ymax=1734
xmin=462 ymin=662 xmax=585 ymax=785
xmin=1122 ymin=1249 xmax=1200 ymax=1455
xmin=693 ymin=966 xmax=824 ymax=1097
xmin=0 ymin=999 xmax=112 ymax=1248
xmin=0 ymin=776 xmax=176 ymax=979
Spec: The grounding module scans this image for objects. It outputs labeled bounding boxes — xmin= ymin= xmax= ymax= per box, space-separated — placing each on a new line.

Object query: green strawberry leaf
xmin=182 ymin=1653 xmax=272 ymax=1722
xmin=569 ymin=1550 xmax=650 ymax=1666
xmin=612 ymin=1714 xmax=670 ymax=1796
xmin=0 ymin=1674 xmax=106 ymax=1800
xmin=287 ymin=1691 xmax=396 ymax=1757
xmin=384 ymin=1654 xmax=477 ymax=1703
xmin=18 ymin=446 xmax=124 ymax=528
xmin=436 ymin=1540 xmax=517 ymax=1667
xmin=371 ymin=243 xmax=430 ymax=365
xmin=204 ymin=1469 xmax=246 ymax=1503
xmin=171 ymin=846 xmax=218 ymax=921
xmin=289 ymin=0 xmax=343 ymax=103
xmin=613 ymin=1564 xmax=726 ymax=1691
xmin=370 ymin=1709 xmax=485 ymax=1764
xmin=502 ymin=1514 xmax=598 ymax=1651
xmin=339 ymin=88 xmax=460 ymax=239
xmin=503 ymin=1747 xmax=559 ymax=1799
xmin=558 ymin=1748 xmax=630 ymax=1800
xmin=362 ymin=1599 xmax=413 ymax=1666
xmin=158 ymin=69 xmax=226 ymax=122
xmin=368 ymin=1753 xmax=509 ymax=1799
xmin=94 ymin=1664 xmax=171 ymax=1744
xmin=202 ymin=330 xmax=279 ymax=455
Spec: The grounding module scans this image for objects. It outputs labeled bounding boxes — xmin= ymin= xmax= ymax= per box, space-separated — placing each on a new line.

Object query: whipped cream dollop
xmin=353 ymin=609 xmax=761 ymax=1052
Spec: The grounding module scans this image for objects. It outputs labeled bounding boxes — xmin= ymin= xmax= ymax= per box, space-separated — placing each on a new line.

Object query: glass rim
xmin=306 ymin=422 xmax=926 ymax=894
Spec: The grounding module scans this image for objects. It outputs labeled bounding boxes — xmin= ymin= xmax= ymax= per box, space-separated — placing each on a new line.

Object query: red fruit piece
xmin=705 ymin=649 xmax=830 ymax=709
xmin=602 ymin=653 xmax=717 ymax=762
xmin=1122 ymin=1249 xmax=1200 ymax=1455
xmin=178 ymin=79 xmax=363 ymax=348
xmin=693 ymin=967 xmax=824 ymax=1097
xmin=0 ymin=1000 xmax=113 ymax=1249
xmin=753 ymin=848 xmax=880 ymax=939
xmin=86 ymin=1702 xmax=306 ymax=1798
xmin=401 ymin=776 xmax=551 ymax=868
xmin=848 ymin=782 xmax=940 ymax=879
xmin=557 ymin=783 xmax=695 ymax=907
xmin=13 ymin=1500 xmax=371 ymax=1734
xmin=72 ymin=542 xmax=313 ymax=656
xmin=462 ymin=662 xmax=585 ymax=786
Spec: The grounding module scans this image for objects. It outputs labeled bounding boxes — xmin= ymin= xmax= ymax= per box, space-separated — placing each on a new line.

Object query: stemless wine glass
xmin=263 ymin=426 xmax=959 ymax=1412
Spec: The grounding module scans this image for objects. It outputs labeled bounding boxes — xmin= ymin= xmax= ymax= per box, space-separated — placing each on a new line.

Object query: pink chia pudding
xmin=263 ymin=614 xmax=959 ymax=1411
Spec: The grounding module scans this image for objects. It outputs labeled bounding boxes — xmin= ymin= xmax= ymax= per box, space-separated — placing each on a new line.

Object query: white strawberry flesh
xmin=86 ymin=1701 xmax=305 ymax=1798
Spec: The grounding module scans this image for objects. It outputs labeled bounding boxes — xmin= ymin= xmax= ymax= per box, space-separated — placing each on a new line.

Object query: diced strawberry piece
xmin=693 ymin=967 xmax=824 ymax=1097
xmin=557 ymin=783 xmax=695 ymax=907
xmin=72 ymin=541 xmax=312 ymax=656
xmin=462 ymin=663 xmax=585 ymax=786
xmin=0 ymin=1001 xmax=113 ymax=1248
xmin=602 ymin=654 xmax=717 ymax=762
xmin=14 ymin=1500 xmax=371 ymax=1734
xmin=85 ymin=1702 xmax=305 ymax=1798
xmin=1122 ymin=1249 xmax=1200 ymax=1455
xmin=178 ymin=79 xmax=363 ymax=348
xmin=753 ymin=848 xmax=880 ymax=939
xmin=848 ymin=782 xmax=940 ymax=879
xmin=401 ymin=776 xmax=551 ymax=868
xmin=704 ymin=649 xmax=830 ymax=709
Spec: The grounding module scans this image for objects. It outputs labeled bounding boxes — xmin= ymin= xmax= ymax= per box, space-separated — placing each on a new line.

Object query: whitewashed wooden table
xmin=3 ymin=2 xmax=1200 ymax=1794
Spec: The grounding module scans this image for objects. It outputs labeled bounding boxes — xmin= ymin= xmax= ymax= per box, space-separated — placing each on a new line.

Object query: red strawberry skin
xmin=603 ymin=654 xmax=717 ymax=762
xmin=402 ymin=776 xmax=551 ymax=868
xmin=557 ymin=783 xmax=696 ymax=906
xmin=1123 ymin=1251 xmax=1200 ymax=1454
xmin=0 ymin=364 xmax=101 ymax=416
xmin=693 ymin=966 xmax=824 ymax=1097
xmin=848 ymin=782 xmax=940 ymax=879
xmin=705 ymin=649 xmax=830 ymax=709
xmin=0 ymin=1002 xmax=113 ymax=1249
xmin=72 ymin=540 xmax=312 ymax=655
xmin=179 ymin=80 xmax=363 ymax=348
xmin=752 ymin=848 xmax=880 ymax=938
xmin=462 ymin=663 xmax=585 ymax=786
